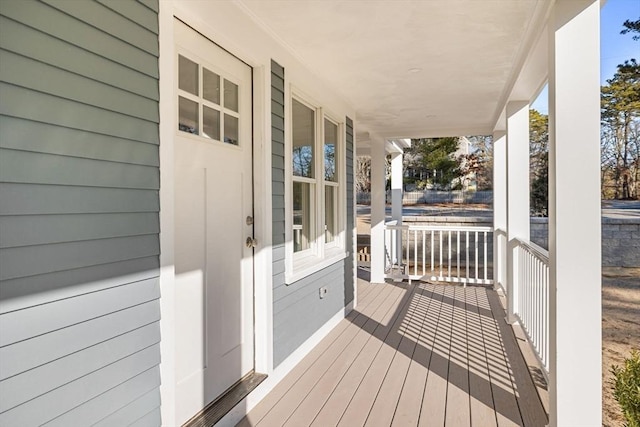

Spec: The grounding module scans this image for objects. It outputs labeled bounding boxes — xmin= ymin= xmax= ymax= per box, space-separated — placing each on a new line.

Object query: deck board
xmin=239 ymin=280 xmax=386 ymax=427
xmin=445 ymin=286 xmax=471 ymax=427
xmin=467 ymin=287 xmax=499 ymax=427
xmin=364 ymin=285 xmax=428 ymax=426
xmin=282 ymin=284 xmax=406 ymax=426
xmin=390 ymin=285 xmax=435 ymax=426
xmin=240 ymin=277 xmax=547 ymax=427
xmin=308 ymin=284 xmax=406 ymax=426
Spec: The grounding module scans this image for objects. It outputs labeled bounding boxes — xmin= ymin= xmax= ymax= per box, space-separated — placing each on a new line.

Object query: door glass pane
xmin=292 ymin=99 xmax=314 ymax=178
xmin=224 ymin=79 xmax=239 ymax=112
xmin=293 ymin=181 xmax=313 ymax=252
xmin=224 ymin=115 xmax=239 ymax=145
xmin=324 ymin=119 xmax=338 ymax=181
xmin=203 ymin=68 xmax=220 ymax=104
xmin=203 ymin=106 xmax=220 ymax=140
xmin=178 ymin=55 xmax=198 ymax=96
xmin=178 ymin=96 xmax=198 ymax=134
xmin=325 ymin=185 xmax=336 ymax=243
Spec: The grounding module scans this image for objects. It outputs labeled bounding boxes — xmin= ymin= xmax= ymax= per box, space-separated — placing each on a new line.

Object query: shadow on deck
xmin=240 ymin=270 xmax=548 ymax=427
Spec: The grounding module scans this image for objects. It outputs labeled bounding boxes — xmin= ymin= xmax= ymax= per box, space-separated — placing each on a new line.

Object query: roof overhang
xmin=236 ymin=0 xmax=555 ymax=141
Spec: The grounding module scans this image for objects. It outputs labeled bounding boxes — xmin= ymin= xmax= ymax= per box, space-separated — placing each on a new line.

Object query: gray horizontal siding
xmin=0 ymin=1 xmax=161 ymax=425
xmin=46 ymin=370 xmax=160 ymax=427
xmin=272 ymin=60 xmax=286 ymax=250
xmin=0 ymin=117 xmax=159 ymax=167
xmin=0 ymin=323 xmax=160 ymax=412
xmin=130 ymin=407 xmax=162 ymax=427
xmin=0 ymin=184 xmax=159 ymax=215
xmin=0 ymin=300 xmax=160 ymax=380
xmin=0 ymin=277 xmax=159 ymax=346
xmin=273 ymin=260 xmax=346 ymax=367
xmin=0 ymin=235 xmax=160 ymax=281
xmin=0 ymin=257 xmax=159 ymax=314
xmin=0 ymin=0 xmax=158 ymax=78
xmin=0 ymin=49 xmax=158 ymax=122
xmin=0 ymin=213 xmax=159 ymax=248
xmin=0 ymin=345 xmax=161 ymax=426
xmin=0 ymin=83 xmax=159 ymax=144
xmin=0 ymin=148 xmax=159 ymax=189
xmin=41 ymin=0 xmax=158 ymax=56
xmin=96 ymin=0 xmax=159 ymax=35
xmin=92 ymin=388 xmax=161 ymax=427
xmin=270 ymin=60 xmax=354 ymax=367
xmin=0 ymin=16 xmax=158 ymax=100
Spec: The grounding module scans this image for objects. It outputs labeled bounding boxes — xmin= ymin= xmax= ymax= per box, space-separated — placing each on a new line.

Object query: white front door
xmin=173 ymin=19 xmax=254 ymax=425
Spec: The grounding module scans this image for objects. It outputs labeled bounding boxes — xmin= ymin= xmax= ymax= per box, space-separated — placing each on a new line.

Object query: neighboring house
xmin=404 ymin=136 xmax=475 ymax=191
xmin=0 ymin=1 xmax=602 ymax=427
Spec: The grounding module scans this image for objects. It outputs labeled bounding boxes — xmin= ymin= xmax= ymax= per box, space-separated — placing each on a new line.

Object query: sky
xmin=530 ymin=0 xmax=640 ymax=114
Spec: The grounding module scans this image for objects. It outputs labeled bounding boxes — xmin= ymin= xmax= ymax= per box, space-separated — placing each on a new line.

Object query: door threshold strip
xmin=183 ymin=371 xmax=268 ymax=427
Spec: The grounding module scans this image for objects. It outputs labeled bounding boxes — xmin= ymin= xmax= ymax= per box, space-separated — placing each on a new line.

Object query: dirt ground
xmin=602 ymin=267 xmax=640 ymax=427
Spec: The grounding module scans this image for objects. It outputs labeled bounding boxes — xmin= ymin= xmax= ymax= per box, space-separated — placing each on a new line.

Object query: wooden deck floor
xmin=239 ymin=275 xmax=547 ymax=427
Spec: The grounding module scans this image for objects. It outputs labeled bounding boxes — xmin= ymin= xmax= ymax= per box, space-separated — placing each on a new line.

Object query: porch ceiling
xmin=237 ymin=0 xmax=550 ymax=140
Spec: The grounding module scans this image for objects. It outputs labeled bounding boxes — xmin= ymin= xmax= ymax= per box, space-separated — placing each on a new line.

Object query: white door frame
xmin=158 ymin=2 xmax=273 ymax=425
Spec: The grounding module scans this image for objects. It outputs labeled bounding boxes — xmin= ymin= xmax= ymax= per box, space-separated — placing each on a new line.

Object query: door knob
xmin=246 ymin=237 xmax=257 ymax=248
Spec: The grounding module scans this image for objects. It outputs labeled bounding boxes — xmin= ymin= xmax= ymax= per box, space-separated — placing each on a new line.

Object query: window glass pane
xmin=224 ymin=114 xmax=239 ymax=145
xmin=224 ymin=79 xmax=239 ymax=112
xmin=203 ymin=106 xmax=220 ymax=140
xmin=325 ymin=185 xmax=336 ymax=243
xmin=203 ymin=68 xmax=220 ymax=104
xmin=293 ymin=181 xmax=313 ymax=252
xmin=292 ymin=99 xmax=314 ymax=178
xmin=324 ymin=119 xmax=338 ymax=181
xmin=178 ymin=55 xmax=198 ymax=96
xmin=178 ymin=96 xmax=198 ymax=134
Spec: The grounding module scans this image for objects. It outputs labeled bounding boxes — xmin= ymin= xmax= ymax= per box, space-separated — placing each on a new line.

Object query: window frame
xmin=285 ymin=89 xmax=347 ymax=284
xmin=175 ymin=49 xmax=243 ymax=149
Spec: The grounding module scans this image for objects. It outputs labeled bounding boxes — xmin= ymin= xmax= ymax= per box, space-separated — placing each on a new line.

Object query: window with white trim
xmin=292 ymin=98 xmax=316 ymax=254
xmin=177 ymin=54 xmax=241 ymax=145
xmin=324 ymin=118 xmax=339 ymax=246
xmin=288 ymin=96 xmax=345 ymax=282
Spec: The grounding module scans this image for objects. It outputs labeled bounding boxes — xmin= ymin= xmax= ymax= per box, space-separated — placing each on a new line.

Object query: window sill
xmin=286 ymin=249 xmax=348 ymax=285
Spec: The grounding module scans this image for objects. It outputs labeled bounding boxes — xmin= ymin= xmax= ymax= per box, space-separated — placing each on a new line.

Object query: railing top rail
xmin=385 ymin=224 xmax=494 ymax=233
xmin=514 ymin=237 xmax=549 ymax=262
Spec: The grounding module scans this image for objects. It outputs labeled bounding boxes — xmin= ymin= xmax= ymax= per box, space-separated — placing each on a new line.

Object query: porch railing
xmin=384 ymin=223 xmax=494 ymax=286
xmin=514 ymin=238 xmax=550 ymax=374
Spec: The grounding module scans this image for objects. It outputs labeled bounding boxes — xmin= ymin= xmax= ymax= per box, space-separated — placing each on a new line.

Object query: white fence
xmin=379 ymin=222 xmax=550 ymax=375
xmin=384 ymin=223 xmax=493 ymax=285
xmin=514 ymin=238 xmax=550 ymax=375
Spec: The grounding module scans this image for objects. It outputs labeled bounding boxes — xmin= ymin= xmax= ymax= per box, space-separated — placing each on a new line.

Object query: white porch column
xmin=492 ymin=131 xmax=507 ymax=293
xmin=390 ymin=152 xmax=403 ymax=264
xmin=548 ymin=1 xmax=601 ymax=425
xmin=506 ymin=101 xmax=530 ymax=323
xmin=370 ymin=137 xmax=387 ymax=284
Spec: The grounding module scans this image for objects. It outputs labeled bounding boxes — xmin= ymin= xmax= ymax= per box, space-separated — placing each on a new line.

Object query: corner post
xmin=370 ymin=137 xmax=387 ymax=284
xmin=492 ymin=131 xmax=507 ymax=293
xmin=506 ymin=101 xmax=530 ymax=323
xmin=390 ymin=151 xmax=403 ymax=265
xmin=548 ymin=1 xmax=602 ymax=425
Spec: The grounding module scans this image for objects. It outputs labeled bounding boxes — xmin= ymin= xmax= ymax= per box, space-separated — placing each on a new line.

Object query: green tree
xmin=406 ymin=137 xmax=463 ymax=190
xmin=621 ymin=18 xmax=640 ymax=40
xmin=530 ymin=109 xmax=549 ymax=215
xmin=601 ymin=60 xmax=640 ymax=199
xmin=600 ymin=18 xmax=640 ymax=199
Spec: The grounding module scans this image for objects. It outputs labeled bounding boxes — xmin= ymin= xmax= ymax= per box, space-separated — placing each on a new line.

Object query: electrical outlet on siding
xmin=319 ymin=287 xmax=328 ymax=299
